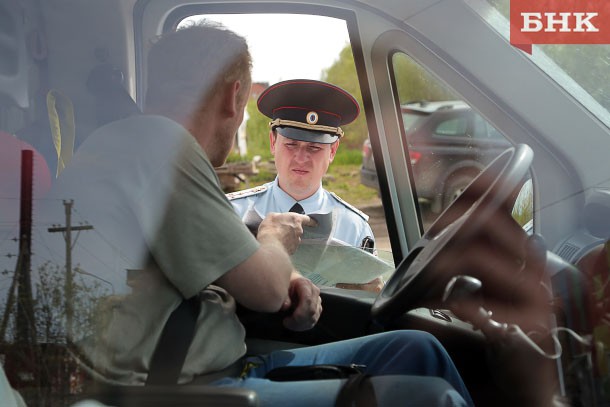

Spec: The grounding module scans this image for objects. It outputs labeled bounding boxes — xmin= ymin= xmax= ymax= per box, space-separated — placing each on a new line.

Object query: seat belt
xmin=335 ymin=373 xmax=376 ymax=407
xmin=146 ymin=296 xmax=201 ymax=385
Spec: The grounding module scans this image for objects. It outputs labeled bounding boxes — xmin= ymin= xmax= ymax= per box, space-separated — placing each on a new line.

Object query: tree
xmin=0 ymin=261 xmax=111 ymax=405
xmin=322 ymin=46 xmax=367 ymax=149
xmin=322 ymin=46 xmax=456 ymax=149
xmin=392 ymin=53 xmax=457 ymax=103
xmin=245 ymin=98 xmax=273 ymax=160
xmin=246 ymin=41 xmax=462 ymax=152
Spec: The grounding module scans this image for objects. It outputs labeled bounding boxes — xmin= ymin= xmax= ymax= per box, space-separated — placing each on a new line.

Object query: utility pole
xmin=48 ymin=200 xmax=93 ymax=339
xmin=14 ymin=150 xmax=37 ymax=345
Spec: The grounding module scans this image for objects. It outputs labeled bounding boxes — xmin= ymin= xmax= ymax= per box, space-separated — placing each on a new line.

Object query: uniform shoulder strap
xmin=329 ymin=192 xmax=369 ymax=221
xmin=226 ymin=184 xmax=268 ymax=201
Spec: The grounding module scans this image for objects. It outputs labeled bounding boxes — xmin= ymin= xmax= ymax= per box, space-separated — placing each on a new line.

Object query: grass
xmin=332 ymin=148 xmax=363 ymax=165
xmin=322 ymin=164 xmax=379 ymax=207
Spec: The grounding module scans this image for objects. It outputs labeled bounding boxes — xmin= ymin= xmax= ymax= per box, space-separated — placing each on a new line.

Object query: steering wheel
xmin=371 ymin=144 xmax=534 ymax=325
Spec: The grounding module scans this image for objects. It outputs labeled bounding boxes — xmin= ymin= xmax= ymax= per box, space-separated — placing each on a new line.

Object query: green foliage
xmin=393 ymin=53 xmax=457 ymax=103
xmin=332 ymin=147 xmax=363 ymax=166
xmin=248 ymin=168 xmax=276 ymax=184
xmin=323 ymin=164 xmax=378 ymax=205
xmin=245 ymin=98 xmax=273 ymax=160
xmin=225 ymin=151 xmax=246 ymax=163
xmin=320 ymin=44 xmax=458 ymax=152
xmin=322 ymin=45 xmax=368 ymax=150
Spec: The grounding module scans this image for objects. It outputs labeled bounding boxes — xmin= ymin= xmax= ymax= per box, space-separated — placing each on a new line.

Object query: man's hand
xmin=257 ymin=212 xmax=317 ymax=254
xmin=281 ymin=274 xmax=322 ymax=331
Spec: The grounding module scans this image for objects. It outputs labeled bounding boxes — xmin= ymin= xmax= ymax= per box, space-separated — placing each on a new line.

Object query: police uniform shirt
xmin=228 ymin=177 xmax=375 ymax=248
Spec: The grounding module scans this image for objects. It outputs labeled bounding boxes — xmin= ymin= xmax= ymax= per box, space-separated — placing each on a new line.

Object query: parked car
xmin=361 ymin=101 xmax=511 ymax=213
xmin=1 ymin=1 xmax=610 ymax=406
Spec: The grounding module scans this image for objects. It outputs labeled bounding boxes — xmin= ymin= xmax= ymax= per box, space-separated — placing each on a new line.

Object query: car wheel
xmin=442 ymin=173 xmax=475 ymax=210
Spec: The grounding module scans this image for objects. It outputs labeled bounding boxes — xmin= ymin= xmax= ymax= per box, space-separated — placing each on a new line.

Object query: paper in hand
xmin=243 ymin=208 xmax=263 ymax=236
xmin=241 ymin=208 xmax=393 ymax=286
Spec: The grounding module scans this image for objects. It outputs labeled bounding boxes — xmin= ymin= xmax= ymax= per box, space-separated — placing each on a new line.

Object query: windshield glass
xmin=483 ymin=0 xmax=610 ymax=129
xmin=177 ymin=13 xmax=394 ymax=293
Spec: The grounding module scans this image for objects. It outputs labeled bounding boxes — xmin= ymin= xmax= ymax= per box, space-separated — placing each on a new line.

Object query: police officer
xmin=228 ymin=79 xmax=381 ymax=292
xmin=229 ymin=79 xmax=375 ymax=248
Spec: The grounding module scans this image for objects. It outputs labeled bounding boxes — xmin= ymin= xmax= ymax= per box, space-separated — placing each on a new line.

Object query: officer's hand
xmin=281 ymin=275 xmax=322 ymax=331
xmin=257 ymin=212 xmax=317 ymax=254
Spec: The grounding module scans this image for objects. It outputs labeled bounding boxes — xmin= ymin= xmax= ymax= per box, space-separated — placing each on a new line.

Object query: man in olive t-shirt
xmin=43 ymin=22 xmax=473 ymax=407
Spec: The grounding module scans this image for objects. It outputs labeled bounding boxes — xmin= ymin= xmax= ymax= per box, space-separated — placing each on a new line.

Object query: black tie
xmin=289 ymin=202 xmax=305 ymax=214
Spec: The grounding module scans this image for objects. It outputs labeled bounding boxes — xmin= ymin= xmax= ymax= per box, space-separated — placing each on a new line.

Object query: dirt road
xmin=360 ymin=202 xmax=391 ymax=252
xmin=360 ymin=201 xmax=437 ymax=253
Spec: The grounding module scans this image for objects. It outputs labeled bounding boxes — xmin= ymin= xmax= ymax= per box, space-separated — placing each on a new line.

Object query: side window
xmin=487 ymin=124 xmax=505 ymax=140
xmin=390 ymin=52 xmax=532 ymax=231
xmin=472 ymin=114 xmax=488 ymax=139
xmin=434 ymin=117 xmax=468 ymax=137
xmin=473 ymin=114 xmax=504 ymax=140
xmin=179 ymin=13 xmax=393 ymax=286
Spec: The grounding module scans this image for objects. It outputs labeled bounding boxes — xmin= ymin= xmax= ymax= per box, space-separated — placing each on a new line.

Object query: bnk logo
xmin=510 ymin=0 xmax=610 ymax=54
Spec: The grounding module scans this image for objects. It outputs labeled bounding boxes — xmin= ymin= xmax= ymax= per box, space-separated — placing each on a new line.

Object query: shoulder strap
xmin=226 ymin=184 xmax=268 ymax=200
xmin=329 ymin=192 xmax=369 ymax=221
xmin=146 ymin=296 xmax=201 ymax=385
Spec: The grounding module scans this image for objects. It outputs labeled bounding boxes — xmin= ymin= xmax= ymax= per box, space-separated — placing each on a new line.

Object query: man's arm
xmin=215 ymin=212 xmax=316 ymax=313
xmin=215 ymin=234 xmax=293 ymax=312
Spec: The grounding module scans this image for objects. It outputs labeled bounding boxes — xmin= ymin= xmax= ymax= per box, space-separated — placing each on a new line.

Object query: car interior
xmin=1 ymin=0 xmax=609 ymax=406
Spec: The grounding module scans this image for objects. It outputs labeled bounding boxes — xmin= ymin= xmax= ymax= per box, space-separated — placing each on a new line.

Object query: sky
xmin=182 ymin=13 xmax=351 ymax=85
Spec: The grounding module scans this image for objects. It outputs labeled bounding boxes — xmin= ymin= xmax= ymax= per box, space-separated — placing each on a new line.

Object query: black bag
xmin=264 ymin=364 xmax=364 ymax=381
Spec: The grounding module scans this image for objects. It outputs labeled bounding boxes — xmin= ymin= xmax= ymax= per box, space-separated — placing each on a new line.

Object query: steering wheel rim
xmin=371 ymin=144 xmax=534 ymax=325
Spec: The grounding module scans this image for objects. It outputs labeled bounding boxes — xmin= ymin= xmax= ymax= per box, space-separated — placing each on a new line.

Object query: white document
xmin=291 ymin=239 xmax=394 ymax=286
xmin=243 ymin=209 xmax=394 ymax=286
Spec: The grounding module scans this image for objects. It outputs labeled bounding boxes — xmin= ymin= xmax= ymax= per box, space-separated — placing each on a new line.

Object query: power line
xmin=73 ymin=240 xmax=122 ymax=277
xmin=71 ymin=207 xmax=136 ymax=268
xmin=33 ymin=229 xmax=63 ymax=264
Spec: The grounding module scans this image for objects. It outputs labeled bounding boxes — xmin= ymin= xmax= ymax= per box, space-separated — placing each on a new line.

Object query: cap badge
xmin=306 ymin=111 xmax=319 ymax=125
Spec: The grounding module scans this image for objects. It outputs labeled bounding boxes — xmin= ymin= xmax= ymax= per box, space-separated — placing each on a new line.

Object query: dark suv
xmin=361 ymin=100 xmax=511 ymax=213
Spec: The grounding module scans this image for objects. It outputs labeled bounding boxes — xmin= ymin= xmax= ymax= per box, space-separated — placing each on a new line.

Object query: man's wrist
xmin=257 ymin=232 xmax=288 ymax=254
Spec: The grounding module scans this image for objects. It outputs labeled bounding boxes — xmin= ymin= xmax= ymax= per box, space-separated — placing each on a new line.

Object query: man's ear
xmin=222 ymin=80 xmax=242 ymax=117
xmin=329 ymin=140 xmax=340 ymax=162
xmin=269 ymin=131 xmax=277 ymax=155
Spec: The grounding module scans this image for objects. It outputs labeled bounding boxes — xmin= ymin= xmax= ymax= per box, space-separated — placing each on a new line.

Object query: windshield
xmin=483 ymin=0 xmax=610 ymax=129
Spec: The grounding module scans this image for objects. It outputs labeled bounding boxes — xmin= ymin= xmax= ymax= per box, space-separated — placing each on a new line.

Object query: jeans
xmin=212 ymin=330 xmax=474 ymax=407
